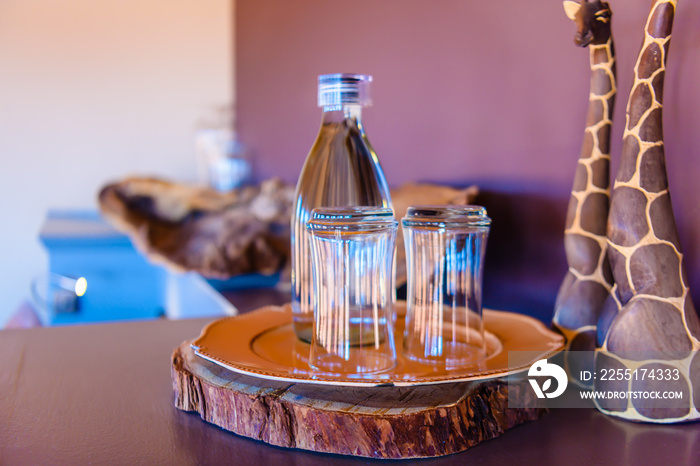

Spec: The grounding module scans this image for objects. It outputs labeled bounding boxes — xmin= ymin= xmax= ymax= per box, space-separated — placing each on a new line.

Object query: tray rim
xmin=191 ymin=302 xmax=565 ymax=387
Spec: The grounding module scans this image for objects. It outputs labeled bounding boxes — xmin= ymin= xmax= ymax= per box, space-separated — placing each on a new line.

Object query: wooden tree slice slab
xmin=172 ymin=341 xmax=547 ymax=459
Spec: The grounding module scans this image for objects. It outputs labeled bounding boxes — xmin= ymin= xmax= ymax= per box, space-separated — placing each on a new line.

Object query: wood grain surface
xmin=172 ymin=341 xmax=547 ymax=459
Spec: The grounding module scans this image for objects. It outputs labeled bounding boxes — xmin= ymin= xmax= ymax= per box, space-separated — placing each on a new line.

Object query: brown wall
xmin=236 ymin=0 xmax=700 ymax=321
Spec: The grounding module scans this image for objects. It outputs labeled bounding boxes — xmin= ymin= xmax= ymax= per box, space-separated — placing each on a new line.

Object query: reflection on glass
xmin=402 ymin=205 xmax=491 ymax=367
xmin=307 ymin=207 xmax=397 ymax=375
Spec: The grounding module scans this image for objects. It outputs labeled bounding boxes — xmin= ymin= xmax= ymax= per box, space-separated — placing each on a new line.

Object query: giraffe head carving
xmin=563 ymin=0 xmax=612 ymax=47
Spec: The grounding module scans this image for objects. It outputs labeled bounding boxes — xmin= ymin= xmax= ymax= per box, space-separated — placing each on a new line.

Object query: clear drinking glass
xmin=402 ymin=205 xmax=491 ymax=367
xmin=307 ymin=207 xmax=397 ymax=375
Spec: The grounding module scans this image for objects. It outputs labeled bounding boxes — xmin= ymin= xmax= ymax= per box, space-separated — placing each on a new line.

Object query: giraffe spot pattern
xmin=615 ymin=135 xmax=638 ymax=182
xmin=570 ymin=329 xmax=597 ymax=352
xmin=637 ymin=42 xmax=663 ymax=80
xmin=639 ymin=145 xmax=668 ymax=192
xmin=691 ymin=352 xmax=700 ymax=411
xmin=564 ymin=234 xmax=603 ymax=276
xmin=684 ymin=298 xmax=700 ymax=339
xmin=631 ymin=362 xmax=690 ymax=419
xmin=597 ymin=123 xmax=611 ymax=155
xmin=565 ymin=196 xmax=578 ymax=230
xmin=580 ymin=131 xmax=594 ymax=160
xmin=607 ymin=298 xmax=692 ymax=360
xmin=580 ymin=193 xmax=608 ymax=236
xmin=554 ymin=39 xmax=615 ymax=348
xmin=597 ymin=291 xmax=620 ymax=346
xmin=663 ymin=40 xmax=671 ymax=66
xmin=629 ymin=244 xmax=683 ymax=298
xmin=572 ymin=164 xmax=589 ymax=192
xmin=608 ymin=187 xmax=649 ymax=247
xmin=590 ymin=158 xmax=609 ymax=189
xmin=585 ymin=99 xmax=605 ymax=129
xmin=555 ymin=278 xmax=609 ymax=328
xmin=602 ymin=251 xmax=614 ymax=285
xmin=599 ymin=1 xmax=697 ymax=422
xmin=652 ymin=72 xmax=665 ymax=105
xmin=681 ymin=264 xmax=690 ymax=289
xmin=627 ymin=83 xmax=653 ymax=130
xmin=592 ymin=46 xmax=610 ymax=64
xmin=648 ymin=194 xmax=681 ymax=248
xmin=594 ymin=353 xmax=628 ymax=412
xmin=647 ymin=2 xmax=675 ymax=40
xmin=639 ymin=108 xmax=663 ymax=143
xmin=591 ymin=69 xmax=613 ymax=102
xmin=607 ymin=247 xmax=633 ymax=304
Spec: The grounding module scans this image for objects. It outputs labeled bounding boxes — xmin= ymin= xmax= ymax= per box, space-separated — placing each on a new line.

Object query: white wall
xmin=0 ymin=0 xmax=233 ymax=326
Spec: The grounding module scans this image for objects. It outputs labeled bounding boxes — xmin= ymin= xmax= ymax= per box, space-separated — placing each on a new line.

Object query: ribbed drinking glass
xmin=402 ymin=205 xmax=491 ymax=367
xmin=307 ymin=207 xmax=397 ymax=375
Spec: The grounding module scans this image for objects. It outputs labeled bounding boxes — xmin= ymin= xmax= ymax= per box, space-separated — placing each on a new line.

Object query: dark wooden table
xmin=2 ymin=289 xmax=699 ymax=465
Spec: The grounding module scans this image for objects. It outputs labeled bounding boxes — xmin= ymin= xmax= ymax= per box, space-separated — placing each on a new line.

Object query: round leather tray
xmin=191 ymin=301 xmax=564 ymax=387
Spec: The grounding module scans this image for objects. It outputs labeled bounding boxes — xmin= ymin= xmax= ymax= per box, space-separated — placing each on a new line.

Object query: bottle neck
xmin=321 ymin=104 xmax=363 ymax=125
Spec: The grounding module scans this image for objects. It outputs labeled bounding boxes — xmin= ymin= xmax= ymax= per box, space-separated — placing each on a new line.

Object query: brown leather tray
xmin=192 ymin=301 xmax=564 ymax=387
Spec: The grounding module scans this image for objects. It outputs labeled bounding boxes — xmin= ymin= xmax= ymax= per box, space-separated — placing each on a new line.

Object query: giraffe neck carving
xmin=605 ymin=0 xmax=697 ymax=338
xmin=553 ymin=0 xmax=616 ymax=360
xmin=594 ymin=0 xmax=700 ymax=423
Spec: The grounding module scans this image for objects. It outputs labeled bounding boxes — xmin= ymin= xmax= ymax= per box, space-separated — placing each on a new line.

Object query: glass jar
xmin=195 ymin=106 xmax=250 ymax=191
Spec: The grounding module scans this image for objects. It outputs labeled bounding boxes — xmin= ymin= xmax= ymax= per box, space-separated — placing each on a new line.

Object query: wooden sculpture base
xmin=172 ymin=341 xmax=547 ymax=459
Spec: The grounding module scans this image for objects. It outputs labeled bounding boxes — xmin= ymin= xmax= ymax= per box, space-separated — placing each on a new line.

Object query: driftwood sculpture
xmin=99 ymin=177 xmax=295 ymax=279
xmin=554 ymin=0 xmax=616 ymax=380
xmin=586 ymin=0 xmax=699 ymax=423
xmin=99 ymin=178 xmax=476 ymax=285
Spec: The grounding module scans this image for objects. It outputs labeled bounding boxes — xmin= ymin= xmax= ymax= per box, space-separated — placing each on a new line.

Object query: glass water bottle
xmin=291 ymin=73 xmax=392 ymax=342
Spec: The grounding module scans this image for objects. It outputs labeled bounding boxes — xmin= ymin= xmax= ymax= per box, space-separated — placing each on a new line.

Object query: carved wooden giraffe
xmin=595 ymin=0 xmax=700 ymax=423
xmin=553 ymin=0 xmax=616 ymax=381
